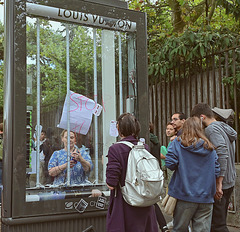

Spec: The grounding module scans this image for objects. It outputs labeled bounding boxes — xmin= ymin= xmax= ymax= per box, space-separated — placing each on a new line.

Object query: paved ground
xmin=161 ymin=204 xmax=240 ymax=232
xmin=228 ymin=225 xmax=240 ymax=232
xmin=0 ymin=205 xmax=239 ymax=232
xmin=0 ymin=218 xmax=239 ymax=231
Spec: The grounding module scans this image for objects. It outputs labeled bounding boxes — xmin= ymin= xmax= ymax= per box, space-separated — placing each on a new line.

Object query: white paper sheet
xmin=58 ymin=91 xmax=102 ymax=135
xmin=109 ymin=120 xmax=118 ymax=137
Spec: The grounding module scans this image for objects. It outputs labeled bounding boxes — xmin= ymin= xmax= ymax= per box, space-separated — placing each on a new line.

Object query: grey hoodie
xmin=205 ymin=121 xmax=237 ymax=189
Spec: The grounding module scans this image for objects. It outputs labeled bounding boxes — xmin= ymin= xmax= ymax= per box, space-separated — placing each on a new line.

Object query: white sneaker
xmin=162 ymin=226 xmax=170 ymax=232
xmin=167 ymin=220 xmax=173 ymax=229
xmin=188 ymin=225 xmax=192 ymax=232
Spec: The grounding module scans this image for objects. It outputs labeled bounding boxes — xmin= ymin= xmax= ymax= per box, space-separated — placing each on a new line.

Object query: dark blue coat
xmin=106 ymin=135 xmax=158 ymax=232
xmin=165 ymin=138 xmax=220 ymax=203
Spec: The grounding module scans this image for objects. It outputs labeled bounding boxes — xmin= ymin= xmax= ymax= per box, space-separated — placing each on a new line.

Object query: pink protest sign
xmin=58 ymin=91 xmax=102 ymax=135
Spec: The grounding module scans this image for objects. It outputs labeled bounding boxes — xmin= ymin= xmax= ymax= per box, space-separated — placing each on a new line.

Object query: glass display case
xmin=2 ymin=0 xmax=148 ymax=230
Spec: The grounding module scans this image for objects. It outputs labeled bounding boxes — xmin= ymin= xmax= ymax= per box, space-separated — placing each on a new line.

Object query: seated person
xmin=48 ymin=130 xmax=93 ymax=185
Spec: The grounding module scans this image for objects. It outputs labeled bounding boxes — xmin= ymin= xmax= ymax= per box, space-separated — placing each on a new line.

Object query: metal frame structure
xmin=3 ymin=0 xmax=148 ymax=231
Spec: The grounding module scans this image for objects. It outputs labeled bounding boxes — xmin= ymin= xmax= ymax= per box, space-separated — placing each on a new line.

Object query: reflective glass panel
xmin=25 ymin=16 xmax=137 ymax=205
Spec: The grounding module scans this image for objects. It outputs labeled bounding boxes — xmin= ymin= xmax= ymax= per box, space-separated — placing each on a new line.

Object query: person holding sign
xmin=48 ymin=130 xmax=93 ymax=185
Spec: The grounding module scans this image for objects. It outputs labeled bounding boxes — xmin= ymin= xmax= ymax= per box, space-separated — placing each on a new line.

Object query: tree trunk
xmin=168 ymin=0 xmax=185 ymax=33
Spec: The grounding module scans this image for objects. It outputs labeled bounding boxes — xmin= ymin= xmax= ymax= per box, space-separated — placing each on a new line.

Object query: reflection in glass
xmin=25 ymin=16 xmax=136 ymax=202
xmin=48 ymin=130 xmax=93 ymax=185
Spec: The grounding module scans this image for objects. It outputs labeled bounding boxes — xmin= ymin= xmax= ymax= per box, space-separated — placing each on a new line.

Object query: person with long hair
xmin=106 ymin=113 xmax=158 ymax=232
xmin=165 ymin=117 xmax=220 ymax=232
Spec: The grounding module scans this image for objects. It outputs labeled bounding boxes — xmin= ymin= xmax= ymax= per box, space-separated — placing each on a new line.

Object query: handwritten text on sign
xmin=58 ymin=91 xmax=102 ymax=135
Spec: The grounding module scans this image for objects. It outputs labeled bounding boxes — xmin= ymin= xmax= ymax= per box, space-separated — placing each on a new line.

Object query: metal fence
xmin=149 ymin=46 xmax=240 ymax=163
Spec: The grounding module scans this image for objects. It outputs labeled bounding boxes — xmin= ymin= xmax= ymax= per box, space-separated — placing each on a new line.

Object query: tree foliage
xmin=26 ymin=20 xmax=97 ymax=109
xmin=127 ymin=0 xmax=240 ymax=82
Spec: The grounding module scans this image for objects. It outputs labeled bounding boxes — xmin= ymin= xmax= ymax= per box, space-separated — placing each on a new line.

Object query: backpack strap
xmin=117 ymin=141 xmax=144 ymax=148
xmin=117 ymin=141 xmax=134 ymax=148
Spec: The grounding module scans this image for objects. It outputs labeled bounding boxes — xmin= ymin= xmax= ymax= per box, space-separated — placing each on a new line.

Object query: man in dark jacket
xmin=191 ymin=103 xmax=237 ymax=232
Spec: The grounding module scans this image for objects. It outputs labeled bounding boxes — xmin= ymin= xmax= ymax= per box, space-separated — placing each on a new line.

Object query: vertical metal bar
xmin=168 ymin=69 xmax=172 ymax=118
xmin=159 ymin=78 xmax=162 ymax=145
xmin=164 ymin=73 xmax=167 ymax=146
xmin=184 ymin=60 xmax=187 ymax=115
xmin=200 ymin=58 xmax=204 ymax=102
xmin=150 ymin=84 xmax=153 ymax=123
xmin=225 ymin=52 xmax=230 ymax=108
xmin=212 ymin=53 xmax=216 ymax=107
xmin=3 ymin=0 xmax=14 ymax=217
xmin=218 ymin=53 xmax=223 ymax=107
xmin=189 ymin=62 xmax=192 ymax=110
xmin=149 ymin=84 xmax=153 ymax=123
xmin=93 ymin=28 xmax=98 ymax=183
xmin=194 ymin=60 xmax=198 ymax=106
xmin=154 ymin=79 xmax=158 ymax=133
xmin=118 ymin=32 xmax=123 ymax=115
xmin=66 ymin=24 xmax=71 ymax=186
xmin=206 ymin=55 xmax=210 ymax=105
xmin=178 ymin=66 xmax=182 ymax=111
xmin=232 ymin=47 xmax=239 ymax=163
xmin=36 ymin=19 xmax=40 ymax=187
xmin=127 ymin=34 xmax=136 ymax=114
xmin=152 ymin=84 xmax=155 ymax=124
xmin=173 ymin=68 xmax=176 ymax=113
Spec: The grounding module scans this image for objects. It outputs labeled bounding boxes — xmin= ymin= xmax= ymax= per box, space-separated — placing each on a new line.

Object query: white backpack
xmin=118 ymin=141 xmax=164 ymax=207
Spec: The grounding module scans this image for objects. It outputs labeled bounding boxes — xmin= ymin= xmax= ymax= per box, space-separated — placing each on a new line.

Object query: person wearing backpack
xmin=106 ymin=113 xmax=159 ymax=232
xmin=165 ymin=117 xmax=220 ymax=232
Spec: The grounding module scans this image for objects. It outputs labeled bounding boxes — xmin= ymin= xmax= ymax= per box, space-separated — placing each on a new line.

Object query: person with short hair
xmin=191 ymin=103 xmax=237 ymax=232
xmin=171 ymin=112 xmax=186 ymax=136
xmin=166 ymin=117 xmax=220 ymax=232
xmin=106 ymin=113 xmax=158 ymax=232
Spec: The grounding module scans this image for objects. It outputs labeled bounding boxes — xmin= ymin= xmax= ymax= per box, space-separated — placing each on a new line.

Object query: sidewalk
xmin=161 ymin=204 xmax=240 ymax=232
xmin=228 ymin=226 xmax=240 ymax=232
xmin=164 ymin=220 xmax=239 ymax=232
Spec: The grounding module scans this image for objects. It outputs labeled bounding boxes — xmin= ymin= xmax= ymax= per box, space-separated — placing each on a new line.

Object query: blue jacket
xmin=165 ymin=138 xmax=220 ymax=203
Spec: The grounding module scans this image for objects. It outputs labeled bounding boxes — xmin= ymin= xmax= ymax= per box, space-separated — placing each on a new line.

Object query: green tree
xmin=127 ymin=0 xmax=240 ymax=79
xmin=26 ymin=20 xmax=97 ymax=109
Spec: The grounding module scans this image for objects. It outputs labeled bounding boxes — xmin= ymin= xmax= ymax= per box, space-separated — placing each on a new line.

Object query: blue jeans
xmin=173 ymin=200 xmax=213 ymax=232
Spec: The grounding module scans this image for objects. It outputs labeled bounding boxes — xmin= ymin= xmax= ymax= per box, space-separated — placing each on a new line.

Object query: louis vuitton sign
xmin=26 ymin=3 xmax=136 ymax=32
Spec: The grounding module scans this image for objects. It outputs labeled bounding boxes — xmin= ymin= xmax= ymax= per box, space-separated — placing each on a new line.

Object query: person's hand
xmin=90 ymin=189 xmax=102 ymax=197
xmin=107 ymin=184 xmax=115 ymax=190
xmin=215 ymin=178 xmax=223 ymax=201
xmin=72 ymin=149 xmax=91 ymax=172
xmin=72 ymin=150 xmax=83 ymax=162
xmin=69 ymin=160 xmax=76 ymax=168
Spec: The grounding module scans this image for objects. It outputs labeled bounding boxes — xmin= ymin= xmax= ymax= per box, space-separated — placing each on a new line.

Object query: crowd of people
xmin=106 ymin=103 xmax=237 ymax=232
xmin=0 ymin=102 xmax=237 ymax=231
